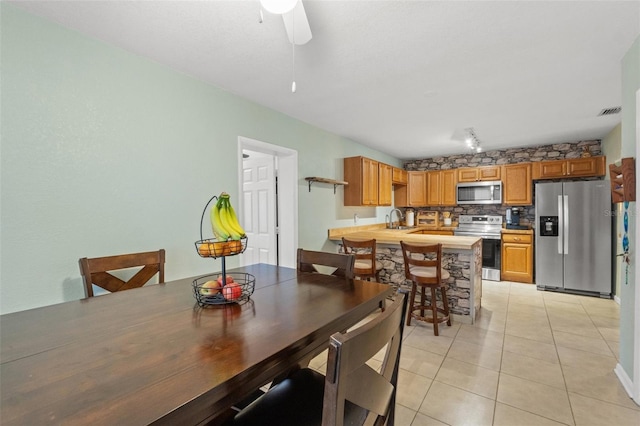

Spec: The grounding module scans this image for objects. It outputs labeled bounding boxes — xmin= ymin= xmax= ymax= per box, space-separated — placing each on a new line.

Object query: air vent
xmin=598 ymin=106 xmax=622 ymax=116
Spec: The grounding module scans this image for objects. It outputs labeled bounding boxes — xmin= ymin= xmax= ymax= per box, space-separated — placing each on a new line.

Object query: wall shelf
xmin=304 ymin=177 xmax=348 ymax=194
xmin=609 ymin=158 xmax=636 ymax=203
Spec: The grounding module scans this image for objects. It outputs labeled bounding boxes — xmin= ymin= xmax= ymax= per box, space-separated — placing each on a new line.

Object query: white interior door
xmin=242 ymin=151 xmax=277 ymax=265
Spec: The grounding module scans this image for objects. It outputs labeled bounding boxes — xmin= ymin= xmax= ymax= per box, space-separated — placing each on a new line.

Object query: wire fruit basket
xmin=192 ymin=272 xmax=255 ymax=307
xmin=193 ymin=194 xmax=252 ymax=306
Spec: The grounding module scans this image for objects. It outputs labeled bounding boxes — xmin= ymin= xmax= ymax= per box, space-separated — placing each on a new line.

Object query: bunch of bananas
xmin=211 ymin=192 xmax=246 ymax=241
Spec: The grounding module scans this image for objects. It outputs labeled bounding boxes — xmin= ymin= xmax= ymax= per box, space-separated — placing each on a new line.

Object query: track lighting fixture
xmin=464 ymin=127 xmax=482 ymax=153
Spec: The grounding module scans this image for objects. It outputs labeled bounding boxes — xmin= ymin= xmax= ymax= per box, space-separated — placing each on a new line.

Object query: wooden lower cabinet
xmin=501 ymin=232 xmax=533 ymax=283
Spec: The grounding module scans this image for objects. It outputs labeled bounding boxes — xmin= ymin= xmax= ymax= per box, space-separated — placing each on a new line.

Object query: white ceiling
xmin=10 ymin=0 xmax=640 ymax=159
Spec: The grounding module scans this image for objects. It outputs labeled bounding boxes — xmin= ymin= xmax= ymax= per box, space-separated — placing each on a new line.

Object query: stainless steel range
xmin=454 ymin=215 xmax=502 ymax=281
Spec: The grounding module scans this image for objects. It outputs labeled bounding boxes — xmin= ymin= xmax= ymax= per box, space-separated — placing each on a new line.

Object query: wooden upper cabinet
xmin=343 ymin=156 xmax=379 ymax=206
xmin=392 ymin=167 xmax=407 ymax=185
xmin=532 ymin=156 xmax=606 ymax=180
xmin=457 ymin=166 xmax=501 ymax=182
xmin=457 ymin=168 xmax=478 ymax=183
xmin=426 ymin=171 xmax=441 ymax=206
xmin=427 ymin=170 xmax=457 ymax=206
xmin=567 ymin=157 xmax=603 ymax=177
xmin=378 ymin=163 xmax=393 ymax=206
xmin=503 ymin=163 xmax=532 ymax=205
xmin=395 ymin=171 xmax=427 ymax=207
xmin=407 ymin=171 xmax=427 ymax=206
xmin=441 ymin=170 xmax=457 ymax=205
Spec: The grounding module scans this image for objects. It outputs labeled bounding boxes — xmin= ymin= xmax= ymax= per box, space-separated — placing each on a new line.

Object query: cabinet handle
xmin=514 ymin=237 xmax=521 ymax=241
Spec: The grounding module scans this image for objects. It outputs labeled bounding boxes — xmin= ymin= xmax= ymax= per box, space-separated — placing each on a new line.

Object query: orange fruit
xmin=213 ymin=241 xmax=230 ymax=256
xmin=198 ymin=243 xmax=213 ymax=257
xmin=227 ymin=240 xmax=242 ymax=254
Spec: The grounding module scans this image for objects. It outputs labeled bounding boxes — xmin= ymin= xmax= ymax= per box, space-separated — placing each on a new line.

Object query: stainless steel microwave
xmin=456 ymin=180 xmax=502 ymax=204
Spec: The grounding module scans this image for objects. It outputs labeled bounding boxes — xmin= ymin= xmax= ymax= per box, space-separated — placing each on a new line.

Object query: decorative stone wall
xmin=404 ymin=140 xmax=601 ymax=170
xmin=375 ymin=246 xmax=477 ymax=317
xmin=401 ymin=140 xmax=603 ymax=226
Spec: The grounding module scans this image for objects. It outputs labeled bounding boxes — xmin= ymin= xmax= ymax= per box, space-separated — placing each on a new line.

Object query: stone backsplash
xmin=404 ymin=140 xmax=602 ymax=170
xmin=401 ymin=140 xmax=603 ymax=226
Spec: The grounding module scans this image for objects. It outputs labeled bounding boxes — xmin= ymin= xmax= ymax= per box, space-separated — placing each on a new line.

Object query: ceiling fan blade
xmin=282 ymin=0 xmax=312 ymax=45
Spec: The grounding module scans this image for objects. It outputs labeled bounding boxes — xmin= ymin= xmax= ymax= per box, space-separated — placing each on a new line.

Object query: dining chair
xmin=79 ymin=249 xmax=166 ymax=298
xmin=297 ymin=248 xmax=356 ymax=279
xmin=400 ymin=241 xmax=451 ymax=335
xmin=229 ymin=292 xmax=408 ymax=426
xmin=341 ymin=238 xmax=383 ymax=282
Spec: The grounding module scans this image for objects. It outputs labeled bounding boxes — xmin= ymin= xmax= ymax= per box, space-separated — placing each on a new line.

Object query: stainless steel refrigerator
xmin=535 ymin=181 xmax=612 ymax=297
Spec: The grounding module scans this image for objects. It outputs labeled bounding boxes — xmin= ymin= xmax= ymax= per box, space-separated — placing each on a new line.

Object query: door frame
xmin=237 ymin=136 xmax=298 ymax=268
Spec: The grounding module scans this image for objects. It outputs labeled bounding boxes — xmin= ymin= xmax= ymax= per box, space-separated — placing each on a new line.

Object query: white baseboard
xmin=614 ymin=295 xmax=621 ymax=305
xmin=614 ymin=363 xmax=637 ymax=404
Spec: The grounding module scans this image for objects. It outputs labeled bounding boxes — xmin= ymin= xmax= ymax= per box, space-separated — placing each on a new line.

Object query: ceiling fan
xmin=260 ymin=0 xmax=312 ymax=45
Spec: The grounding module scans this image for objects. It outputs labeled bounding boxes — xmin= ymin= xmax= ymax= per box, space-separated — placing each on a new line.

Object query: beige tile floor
xmin=310 ymin=280 xmax=640 ymax=426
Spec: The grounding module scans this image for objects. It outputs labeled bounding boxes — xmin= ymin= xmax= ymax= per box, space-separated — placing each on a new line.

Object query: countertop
xmin=328 ymin=224 xmax=481 ymax=250
xmin=501 ymin=228 xmax=534 ymax=235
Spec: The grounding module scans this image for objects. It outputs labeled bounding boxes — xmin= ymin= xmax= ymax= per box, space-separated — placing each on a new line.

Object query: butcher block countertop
xmin=328 ymin=224 xmax=481 ymax=250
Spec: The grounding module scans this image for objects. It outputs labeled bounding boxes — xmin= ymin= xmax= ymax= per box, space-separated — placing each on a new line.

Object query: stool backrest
xmin=79 ymin=249 xmax=165 ymax=298
xmin=297 ymin=248 xmax=355 ymax=279
xmin=400 ymin=241 xmax=443 ymax=285
xmin=341 ymin=238 xmax=377 ymax=275
xmin=323 ymin=292 xmax=408 ymax=426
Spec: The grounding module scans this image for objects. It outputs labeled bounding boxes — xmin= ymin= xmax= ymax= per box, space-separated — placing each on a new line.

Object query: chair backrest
xmin=79 ymin=249 xmax=165 ymax=298
xmin=400 ymin=241 xmax=443 ymax=285
xmin=341 ymin=238 xmax=376 ymax=275
xmin=322 ymin=292 xmax=408 ymax=426
xmin=297 ymin=248 xmax=355 ymax=279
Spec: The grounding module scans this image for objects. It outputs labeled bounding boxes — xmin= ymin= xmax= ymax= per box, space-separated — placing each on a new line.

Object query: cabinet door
xmin=378 ymin=163 xmax=392 ymax=206
xmin=363 ymin=158 xmax=379 ymax=205
xmin=501 ymin=242 xmax=533 ymax=283
xmin=535 ymin=160 xmax=566 ymax=179
xmin=426 ymin=171 xmax=441 ymax=206
xmin=441 ymin=169 xmax=457 ymax=206
xmin=479 ymin=166 xmax=501 ymax=181
xmin=407 ymin=171 xmax=427 ymax=207
xmin=567 ymin=158 xmax=597 ymax=177
xmin=392 ymin=167 xmax=407 ymax=185
xmin=457 ymin=168 xmax=478 ymax=182
xmin=503 ymin=163 xmax=532 ymax=205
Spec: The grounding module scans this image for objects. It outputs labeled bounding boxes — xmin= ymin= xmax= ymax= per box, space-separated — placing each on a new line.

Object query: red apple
xmin=222 ymin=282 xmax=242 ymax=301
xmin=217 ymin=275 xmax=235 ymax=286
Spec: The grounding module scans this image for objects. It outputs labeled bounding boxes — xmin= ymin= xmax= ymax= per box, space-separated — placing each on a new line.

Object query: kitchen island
xmin=329 ymin=224 xmax=483 ymax=324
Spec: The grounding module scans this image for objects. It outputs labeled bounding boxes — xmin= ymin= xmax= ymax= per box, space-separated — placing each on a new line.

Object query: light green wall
xmin=0 ymin=5 xmax=400 ymax=314
xmin=602 ymin=124 xmax=623 ymax=298
xmin=602 ymin=124 xmax=622 ymax=177
xmin=619 ymin=35 xmax=639 ymax=381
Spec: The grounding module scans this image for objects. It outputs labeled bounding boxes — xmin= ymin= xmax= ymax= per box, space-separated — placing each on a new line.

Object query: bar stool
xmin=400 ymin=241 xmax=451 ymax=336
xmin=341 ymin=238 xmax=383 ymax=281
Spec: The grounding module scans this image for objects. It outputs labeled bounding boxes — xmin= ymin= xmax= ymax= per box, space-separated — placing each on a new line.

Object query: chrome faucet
xmin=388 ymin=208 xmax=404 ymax=229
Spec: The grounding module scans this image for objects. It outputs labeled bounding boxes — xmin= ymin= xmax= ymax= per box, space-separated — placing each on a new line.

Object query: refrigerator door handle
xmin=558 ymin=195 xmax=563 ymax=254
xmin=563 ymin=195 xmax=569 ymax=254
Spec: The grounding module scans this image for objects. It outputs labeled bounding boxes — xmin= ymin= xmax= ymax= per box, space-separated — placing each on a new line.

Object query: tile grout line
xmin=491 ymin=281 xmax=511 ymax=425
xmin=541 ymin=292 xmax=577 ymax=426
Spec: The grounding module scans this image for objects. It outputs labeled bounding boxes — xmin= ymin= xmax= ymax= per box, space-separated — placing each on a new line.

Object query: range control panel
xmin=458 ymin=215 xmax=503 ymax=225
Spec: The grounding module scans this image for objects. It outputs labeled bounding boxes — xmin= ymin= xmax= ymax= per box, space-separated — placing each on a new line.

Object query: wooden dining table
xmin=0 ymin=264 xmax=393 ymax=425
